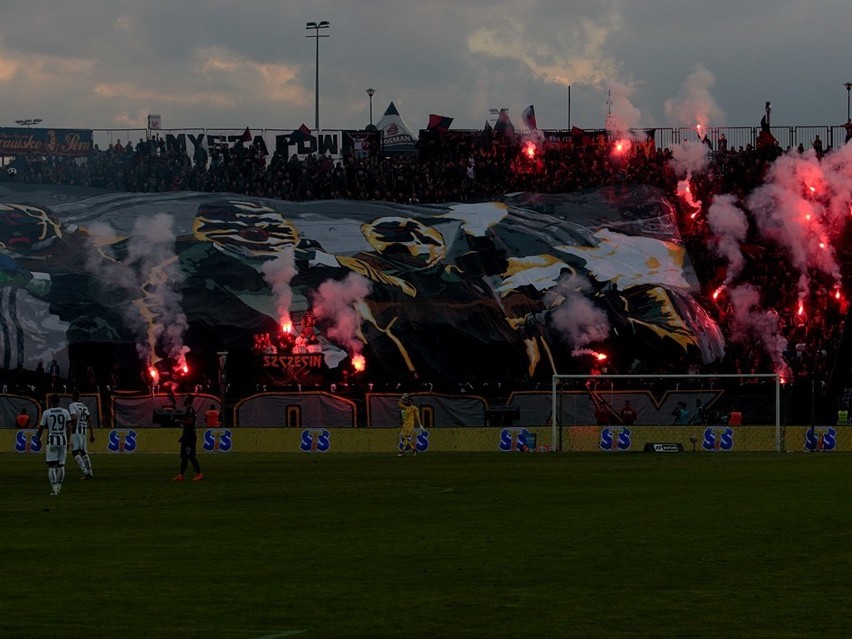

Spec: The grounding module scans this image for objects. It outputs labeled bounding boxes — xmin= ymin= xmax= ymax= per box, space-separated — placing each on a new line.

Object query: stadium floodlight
xmin=306 ymin=20 xmax=331 ymax=131
xmin=845 ymin=82 xmax=852 ymax=122
xmin=366 ymin=88 xmax=376 ymax=129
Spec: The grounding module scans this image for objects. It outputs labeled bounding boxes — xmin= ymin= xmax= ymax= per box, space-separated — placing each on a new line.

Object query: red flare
xmin=797 ymin=302 xmax=805 ymax=316
xmin=523 ymin=142 xmax=536 ymax=159
xmin=280 ymin=319 xmax=293 ymax=334
xmin=712 ymin=286 xmax=723 ymax=300
xmin=148 ymin=367 xmax=159 ymax=383
xmin=594 ymin=352 xmax=607 ymax=361
xmin=352 ymin=354 xmax=366 ymax=372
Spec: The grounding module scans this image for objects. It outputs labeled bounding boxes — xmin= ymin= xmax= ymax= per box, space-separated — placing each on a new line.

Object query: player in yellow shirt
xmin=398 ymin=393 xmax=422 ymax=456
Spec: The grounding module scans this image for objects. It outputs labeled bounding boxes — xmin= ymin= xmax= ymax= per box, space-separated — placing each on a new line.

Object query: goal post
xmin=551 ymin=373 xmax=782 ymax=452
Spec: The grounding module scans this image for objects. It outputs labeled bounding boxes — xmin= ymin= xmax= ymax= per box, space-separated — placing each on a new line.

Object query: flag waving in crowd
xmin=522 ymin=105 xmax=537 ymax=130
xmin=427 ymin=114 xmax=453 ymax=134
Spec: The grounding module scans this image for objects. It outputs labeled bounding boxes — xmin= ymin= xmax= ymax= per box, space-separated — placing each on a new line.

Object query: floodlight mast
xmin=306 ymin=20 xmax=330 ymax=131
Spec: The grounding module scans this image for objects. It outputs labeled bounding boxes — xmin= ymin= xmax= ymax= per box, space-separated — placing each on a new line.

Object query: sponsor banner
xmin=572 ymin=425 xmax=782 ymax=452
xmin=13 ymin=429 xmax=43 ymax=453
xmin=1 ymin=426 xmax=847 ymax=454
xmin=0 ymin=127 xmax=93 ymax=156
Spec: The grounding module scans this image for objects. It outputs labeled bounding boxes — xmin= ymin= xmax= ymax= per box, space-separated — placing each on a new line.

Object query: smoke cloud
xmin=261 ymin=245 xmax=297 ymax=326
xmin=311 ymin=272 xmax=372 ymax=355
xmin=83 ymin=213 xmax=188 ymax=367
xmin=545 ymin=274 xmax=611 ymax=347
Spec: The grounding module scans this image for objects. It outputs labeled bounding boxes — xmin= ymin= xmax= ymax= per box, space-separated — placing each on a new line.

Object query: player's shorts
xmin=180 ymin=444 xmax=198 ymax=459
xmin=400 ymin=425 xmax=414 ymax=438
xmin=45 ymin=443 xmax=67 ymax=465
xmin=71 ymin=433 xmax=89 ymax=452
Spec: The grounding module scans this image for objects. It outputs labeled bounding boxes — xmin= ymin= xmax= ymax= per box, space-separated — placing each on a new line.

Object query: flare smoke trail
xmin=545 ymin=274 xmax=610 ymax=348
xmin=726 ymin=284 xmax=789 ymax=376
xmin=663 ymin=64 xmax=725 ymax=129
xmin=83 ymin=214 xmax=188 ymax=366
xmin=311 ymin=272 xmax=372 ymax=355
xmin=261 ymin=245 xmax=297 ymax=327
xmin=706 ymin=194 xmax=749 ymax=282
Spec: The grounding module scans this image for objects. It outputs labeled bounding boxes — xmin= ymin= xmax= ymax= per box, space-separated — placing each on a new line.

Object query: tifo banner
xmin=0 ymin=128 xmax=93 ymax=156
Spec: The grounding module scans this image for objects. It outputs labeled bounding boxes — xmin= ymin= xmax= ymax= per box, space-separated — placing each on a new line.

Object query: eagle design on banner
xmin=0 ymin=183 xmax=724 ymax=391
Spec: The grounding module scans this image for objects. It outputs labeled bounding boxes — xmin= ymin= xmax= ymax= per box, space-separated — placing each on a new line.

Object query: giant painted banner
xmin=0 ymin=183 xmax=723 ymax=392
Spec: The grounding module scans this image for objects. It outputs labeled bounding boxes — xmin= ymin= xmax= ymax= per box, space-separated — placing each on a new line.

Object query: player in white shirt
xmin=37 ymin=394 xmax=72 ymax=496
xmin=69 ymin=390 xmax=95 ymax=480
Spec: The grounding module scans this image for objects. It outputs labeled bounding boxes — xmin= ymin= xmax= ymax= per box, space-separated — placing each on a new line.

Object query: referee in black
xmin=173 ymin=394 xmax=204 ymax=481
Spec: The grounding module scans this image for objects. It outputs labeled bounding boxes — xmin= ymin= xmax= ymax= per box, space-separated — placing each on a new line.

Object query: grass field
xmin=2 ymin=451 xmax=851 ymax=639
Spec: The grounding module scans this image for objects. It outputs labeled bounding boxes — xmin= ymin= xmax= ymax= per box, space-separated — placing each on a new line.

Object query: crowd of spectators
xmin=1 ymin=127 xmax=849 ymax=418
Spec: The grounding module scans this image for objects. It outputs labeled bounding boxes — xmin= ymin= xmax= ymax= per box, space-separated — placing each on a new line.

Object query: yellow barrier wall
xmin=2 ymin=425 xmax=849 ymax=454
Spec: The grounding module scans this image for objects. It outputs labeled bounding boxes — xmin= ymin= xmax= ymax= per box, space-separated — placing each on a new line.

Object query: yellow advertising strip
xmin=2 ymin=426 xmax=848 ymax=454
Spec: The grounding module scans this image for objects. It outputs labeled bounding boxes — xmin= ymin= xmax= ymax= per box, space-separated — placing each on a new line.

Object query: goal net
xmin=551 ymin=374 xmax=781 ymax=452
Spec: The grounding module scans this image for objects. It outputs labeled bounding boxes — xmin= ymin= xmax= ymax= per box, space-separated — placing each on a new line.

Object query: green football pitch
xmin=2 ymin=452 xmax=851 ymax=639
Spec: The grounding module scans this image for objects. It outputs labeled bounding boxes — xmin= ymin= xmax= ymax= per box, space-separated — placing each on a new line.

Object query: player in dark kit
xmin=173 ymin=394 xmax=203 ymax=481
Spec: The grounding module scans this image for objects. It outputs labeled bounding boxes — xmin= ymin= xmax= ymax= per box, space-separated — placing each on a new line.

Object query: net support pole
xmin=775 ymin=375 xmax=781 ymax=452
xmin=551 ymin=376 xmax=559 ymax=452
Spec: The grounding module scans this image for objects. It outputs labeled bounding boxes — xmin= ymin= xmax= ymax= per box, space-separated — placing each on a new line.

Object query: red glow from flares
xmin=523 ymin=142 xmax=536 ymax=159
xmin=712 ymin=286 xmax=723 ymax=300
xmin=805 ymin=214 xmax=811 ymax=221
xmin=594 ymin=352 xmax=607 ymax=361
xmin=807 ymin=185 xmax=816 ymax=194
xmin=836 ymin=290 xmax=842 ymax=300
xmin=148 ymin=367 xmax=159 ymax=383
xmin=180 ymin=363 xmax=189 ymax=375
xmin=819 ymin=242 xmax=826 ymax=250
xmin=280 ymin=319 xmax=293 ymax=334
xmin=797 ymin=302 xmax=805 ymax=316
xmin=352 ymin=354 xmax=366 ymax=372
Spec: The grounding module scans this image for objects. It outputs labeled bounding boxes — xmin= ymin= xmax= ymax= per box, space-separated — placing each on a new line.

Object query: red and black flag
xmin=426 ymin=114 xmax=454 ymax=134
xmin=521 ymin=105 xmax=537 ymax=130
xmin=290 ymin=123 xmax=313 ymax=144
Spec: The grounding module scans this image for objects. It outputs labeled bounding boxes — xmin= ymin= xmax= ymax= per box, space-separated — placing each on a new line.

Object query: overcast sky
xmin=1 ymin=1 xmax=850 ymax=134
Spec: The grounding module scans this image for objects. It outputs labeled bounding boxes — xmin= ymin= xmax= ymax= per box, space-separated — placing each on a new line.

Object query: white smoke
xmin=83 ymin=214 xmax=188 ymax=366
xmin=706 ymin=194 xmax=748 ymax=282
xmin=663 ymin=64 xmax=725 ymax=128
xmin=746 ymin=149 xmax=843 ymax=301
xmin=671 ymin=141 xmax=710 ymax=177
xmin=726 ymin=284 xmax=789 ymax=376
xmin=311 ymin=272 xmax=372 ymax=354
xmin=606 ymin=81 xmax=642 ymax=134
xmin=545 ymin=274 xmax=610 ymax=347
xmin=261 ymin=245 xmax=297 ymax=326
